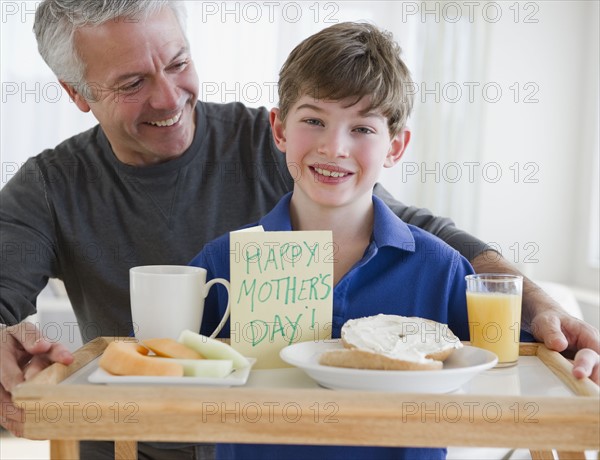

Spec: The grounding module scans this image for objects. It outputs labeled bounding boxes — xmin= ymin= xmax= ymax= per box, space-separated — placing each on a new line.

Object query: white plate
xmin=280 ymin=341 xmax=497 ymax=393
xmin=88 ymin=358 xmax=256 ymax=386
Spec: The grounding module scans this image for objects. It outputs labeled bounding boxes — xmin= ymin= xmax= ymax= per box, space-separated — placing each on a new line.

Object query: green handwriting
xmin=244 ymin=241 xmax=323 ymax=275
xmin=236 ymin=274 xmax=332 ymax=311
xmin=249 ymin=314 xmax=305 ymax=346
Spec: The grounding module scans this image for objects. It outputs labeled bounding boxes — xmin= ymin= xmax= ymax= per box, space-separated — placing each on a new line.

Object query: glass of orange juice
xmin=465 ymin=274 xmax=523 ymax=367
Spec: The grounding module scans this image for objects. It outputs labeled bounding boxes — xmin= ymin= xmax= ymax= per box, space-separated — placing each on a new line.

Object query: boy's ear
xmin=60 ymin=80 xmax=91 ymax=113
xmin=384 ymin=129 xmax=411 ymax=168
xmin=269 ymin=108 xmax=287 ymax=152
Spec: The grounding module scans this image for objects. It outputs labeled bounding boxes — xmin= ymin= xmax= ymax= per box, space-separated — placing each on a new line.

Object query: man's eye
xmin=120 ymin=80 xmax=143 ymax=92
xmin=171 ymin=60 xmax=188 ymax=71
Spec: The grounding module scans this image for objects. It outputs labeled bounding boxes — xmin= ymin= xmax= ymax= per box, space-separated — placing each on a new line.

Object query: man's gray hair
xmin=34 ymin=0 xmax=187 ymax=94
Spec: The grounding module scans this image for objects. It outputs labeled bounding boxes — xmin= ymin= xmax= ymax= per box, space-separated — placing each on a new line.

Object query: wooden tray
xmin=12 ymin=338 xmax=599 ymax=460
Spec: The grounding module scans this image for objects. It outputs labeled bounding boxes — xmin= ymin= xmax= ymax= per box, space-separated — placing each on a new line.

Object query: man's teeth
xmin=314 ymin=167 xmax=348 ymax=178
xmin=148 ymin=112 xmax=182 ymax=127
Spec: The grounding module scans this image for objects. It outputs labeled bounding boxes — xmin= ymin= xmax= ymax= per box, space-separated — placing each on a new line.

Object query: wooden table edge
xmin=14 ymin=340 xmax=599 ymax=460
xmin=24 ymin=337 xmax=116 ymax=386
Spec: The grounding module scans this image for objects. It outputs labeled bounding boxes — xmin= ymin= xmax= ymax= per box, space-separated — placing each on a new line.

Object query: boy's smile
xmin=310 ymin=163 xmax=354 ymax=182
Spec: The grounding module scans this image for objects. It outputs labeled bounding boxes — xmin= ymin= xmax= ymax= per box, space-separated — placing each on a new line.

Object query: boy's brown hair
xmin=277 ymin=22 xmax=414 ymax=136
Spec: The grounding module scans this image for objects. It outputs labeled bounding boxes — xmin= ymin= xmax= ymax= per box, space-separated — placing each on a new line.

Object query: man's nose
xmin=149 ymin=74 xmax=179 ymax=110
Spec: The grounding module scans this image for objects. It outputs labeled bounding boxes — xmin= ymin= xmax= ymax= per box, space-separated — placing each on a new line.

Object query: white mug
xmin=129 ymin=265 xmax=230 ymax=340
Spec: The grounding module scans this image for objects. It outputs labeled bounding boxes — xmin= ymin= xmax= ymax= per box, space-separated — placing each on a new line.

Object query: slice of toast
xmin=319 ymin=314 xmax=462 ymax=371
xmin=319 ymin=348 xmax=444 ymax=370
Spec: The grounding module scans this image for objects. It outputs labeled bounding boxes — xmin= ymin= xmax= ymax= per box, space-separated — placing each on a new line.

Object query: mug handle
xmin=203 ymin=278 xmax=231 ymax=338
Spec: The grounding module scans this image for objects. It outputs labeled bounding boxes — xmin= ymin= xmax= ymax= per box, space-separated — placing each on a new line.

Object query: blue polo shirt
xmin=190 ymin=193 xmax=475 ymax=460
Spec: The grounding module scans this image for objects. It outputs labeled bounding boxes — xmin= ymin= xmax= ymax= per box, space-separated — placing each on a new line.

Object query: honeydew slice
xmin=154 ymin=358 xmax=234 ymax=378
xmin=178 ymin=330 xmax=249 ymax=369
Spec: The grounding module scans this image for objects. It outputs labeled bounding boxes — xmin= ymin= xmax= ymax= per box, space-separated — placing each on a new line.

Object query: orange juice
xmin=466 ymin=292 xmax=522 ymax=365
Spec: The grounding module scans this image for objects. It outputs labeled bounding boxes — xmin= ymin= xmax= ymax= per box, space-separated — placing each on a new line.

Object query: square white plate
xmin=88 ymin=358 xmax=256 ymax=386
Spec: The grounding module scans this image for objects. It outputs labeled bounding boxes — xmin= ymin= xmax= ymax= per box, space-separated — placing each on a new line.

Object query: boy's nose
xmin=318 ymin=130 xmax=350 ymax=158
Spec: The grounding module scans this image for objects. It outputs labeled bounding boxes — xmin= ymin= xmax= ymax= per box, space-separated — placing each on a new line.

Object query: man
xmin=1 ymin=0 xmax=598 ymax=456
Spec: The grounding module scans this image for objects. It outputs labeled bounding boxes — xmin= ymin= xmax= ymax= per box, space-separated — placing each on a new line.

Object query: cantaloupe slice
xmin=178 ymin=330 xmax=249 ymax=369
xmin=99 ymin=341 xmax=184 ymax=377
xmin=142 ymin=338 xmax=204 ymax=359
xmin=153 ymin=358 xmax=234 ymax=378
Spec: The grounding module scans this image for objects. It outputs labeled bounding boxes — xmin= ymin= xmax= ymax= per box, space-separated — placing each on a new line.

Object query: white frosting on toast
xmin=341 ymin=314 xmax=463 ymax=364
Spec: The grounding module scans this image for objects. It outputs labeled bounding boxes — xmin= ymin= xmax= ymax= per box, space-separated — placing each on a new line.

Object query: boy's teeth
xmin=314 ymin=167 xmax=347 ymax=178
xmin=148 ymin=111 xmax=182 ymax=127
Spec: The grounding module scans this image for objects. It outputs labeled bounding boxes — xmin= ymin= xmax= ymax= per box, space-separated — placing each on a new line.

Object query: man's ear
xmin=269 ymin=108 xmax=287 ymax=152
xmin=384 ymin=129 xmax=411 ymax=168
xmin=59 ymin=81 xmax=91 ymax=113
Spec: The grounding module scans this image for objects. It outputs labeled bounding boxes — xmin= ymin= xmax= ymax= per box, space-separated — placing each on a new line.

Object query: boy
xmin=190 ymin=22 xmax=474 ymax=459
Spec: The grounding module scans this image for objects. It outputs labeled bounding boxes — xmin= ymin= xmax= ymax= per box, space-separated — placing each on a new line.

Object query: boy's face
xmin=271 ymin=95 xmax=409 ymax=210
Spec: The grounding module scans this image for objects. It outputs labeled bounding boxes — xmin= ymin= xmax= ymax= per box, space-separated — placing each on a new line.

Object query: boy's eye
xmin=354 ymin=127 xmax=375 ymax=134
xmin=303 ymin=118 xmax=324 ymax=127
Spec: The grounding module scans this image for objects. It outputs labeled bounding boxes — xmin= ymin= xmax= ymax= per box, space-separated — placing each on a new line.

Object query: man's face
xmin=69 ymin=7 xmax=199 ymax=166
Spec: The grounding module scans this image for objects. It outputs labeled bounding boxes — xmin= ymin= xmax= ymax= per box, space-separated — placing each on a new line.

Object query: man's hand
xmin=471 ymin=251 xmax=600 ymax=384
xmin=0 ymin=322 xmax=74 ymax=436
xmin=530 ymin=308 xmax=600 ymax=384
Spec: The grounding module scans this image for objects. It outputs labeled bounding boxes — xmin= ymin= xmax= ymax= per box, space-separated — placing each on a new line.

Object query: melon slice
xmin=153 ymin=358 xmax=234 ymax=378
xmin=142 ymin=338 xmax=204 ymax=359
xmin=178 ymin=330 xmax=249 ymax=369
xmin=99 ymin=341 xmax=183 ymax=377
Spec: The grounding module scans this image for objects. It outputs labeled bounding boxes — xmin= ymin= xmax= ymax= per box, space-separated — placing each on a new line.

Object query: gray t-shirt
xmin=0 ymin=102 xmax=487 ymax=341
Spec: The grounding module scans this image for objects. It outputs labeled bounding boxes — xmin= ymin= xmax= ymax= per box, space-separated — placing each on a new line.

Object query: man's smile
xmin=146 ymin=111 xmax=183 ymax=127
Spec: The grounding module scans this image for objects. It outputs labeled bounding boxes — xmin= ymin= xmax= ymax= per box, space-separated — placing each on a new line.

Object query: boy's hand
xmin=0 ymin=322 xmax=74 ymax=436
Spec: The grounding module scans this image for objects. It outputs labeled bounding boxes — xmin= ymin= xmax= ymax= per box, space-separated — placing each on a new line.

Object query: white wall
xmin=476 ymin=2 xmax=598 ymax=291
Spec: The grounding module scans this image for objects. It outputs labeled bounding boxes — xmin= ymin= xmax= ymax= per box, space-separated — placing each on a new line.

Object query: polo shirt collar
xmin=371 ymin=195 xmax=416 ymax=252
xmin=258 ymin=192 xmax=415 ymax=253
xmin=258 ymin=193 xmax=294 ymax=231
